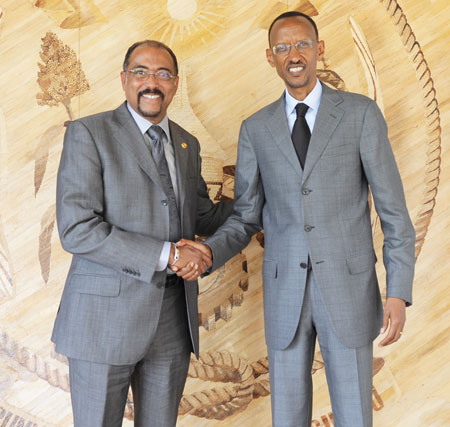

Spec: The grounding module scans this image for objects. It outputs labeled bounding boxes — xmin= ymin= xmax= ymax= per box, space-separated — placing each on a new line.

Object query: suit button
xmin=300 ymin=262 xmax=307 ymax=269
xmin=302 ymin=189 xmax=310 ymax=195
xmin=161 ymin=200 xmax=168 ymax=206
xmin=304 ymin=225 xmax=313 ymax=232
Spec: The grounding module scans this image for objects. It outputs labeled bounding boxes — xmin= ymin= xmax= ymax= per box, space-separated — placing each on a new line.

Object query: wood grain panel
xmin=0 ymin=0 xmax=449 ymax=425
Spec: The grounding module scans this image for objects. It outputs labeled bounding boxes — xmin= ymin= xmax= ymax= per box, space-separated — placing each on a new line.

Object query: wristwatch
xmin=168 ymin=243 xmax=179 ymax=267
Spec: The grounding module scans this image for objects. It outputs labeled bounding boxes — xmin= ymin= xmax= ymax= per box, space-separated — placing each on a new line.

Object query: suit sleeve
xmin=360 ymin=100 xmax=415 ymax=305
xmin=193 ymin=142 xmax=233 ymax=237
xmin=56 ymin=120 xmax=163 ymax=283
xmin=205 ymin=120 xmax=264 ymax=270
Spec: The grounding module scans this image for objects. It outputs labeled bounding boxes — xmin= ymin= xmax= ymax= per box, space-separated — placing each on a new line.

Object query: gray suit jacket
xmin=206 ymin=83 xmax=415 ymax=350
xmin=52 ymin=102 xmax=231 ymax=364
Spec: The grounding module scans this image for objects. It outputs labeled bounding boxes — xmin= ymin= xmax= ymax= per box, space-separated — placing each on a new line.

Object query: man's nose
xmin=145 ymin=73 xmax=160 ymax=87
xmin=288 ymin=45 xmax=302 ymax=61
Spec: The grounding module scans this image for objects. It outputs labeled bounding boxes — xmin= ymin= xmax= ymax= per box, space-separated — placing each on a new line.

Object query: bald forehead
xmin=130 ymin=45 xmax=176 ymax=72
xmin=132 ymin=44 xmax=170 ymax=62
xmin=269 ymin=16 xmax=318 ymax=45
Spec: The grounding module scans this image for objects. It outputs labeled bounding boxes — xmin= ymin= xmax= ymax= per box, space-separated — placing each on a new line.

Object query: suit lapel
xmin=111 ymin=103 xmax=163 ymax=189
xmin=169 ymin=120 xmax=189 ymax=224
xmin=302 ymin=84 xmax=344 ymax=182
xmin=265 ymin=95 xmax=303 ymax=177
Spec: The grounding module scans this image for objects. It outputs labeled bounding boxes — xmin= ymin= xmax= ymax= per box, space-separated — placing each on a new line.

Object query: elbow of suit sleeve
xmin=57 ymin=219 xmax=111 ymax=255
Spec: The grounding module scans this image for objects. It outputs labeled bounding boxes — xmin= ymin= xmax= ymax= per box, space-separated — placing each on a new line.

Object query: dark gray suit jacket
xmin=52 ymin=102 xmax=231 ymax=364
xmin=206 ymin=83 xmax=415 ymax=350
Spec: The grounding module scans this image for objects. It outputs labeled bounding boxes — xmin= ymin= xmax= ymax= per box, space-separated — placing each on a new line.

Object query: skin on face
xmin=266 ymin=16 xmax=325 ymax=100
xmin=120 ymin=44 xmax=179 ymax=124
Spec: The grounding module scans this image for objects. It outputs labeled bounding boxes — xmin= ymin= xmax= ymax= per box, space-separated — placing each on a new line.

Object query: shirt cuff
xmin=156 ymin=241 xmax=172 ymax=271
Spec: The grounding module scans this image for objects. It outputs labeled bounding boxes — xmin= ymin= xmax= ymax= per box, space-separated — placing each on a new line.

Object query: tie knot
xmin=295 ymin=103 xmax=309 ymax=118
xmin=147 ymin=125 xmax=166 ymax=142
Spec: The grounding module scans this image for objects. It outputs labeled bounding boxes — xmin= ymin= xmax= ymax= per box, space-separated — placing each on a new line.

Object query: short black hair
xmin=123 ymin=40 xmax=179 ymax=75
xmin=268 ymin=11 xmax=319 ymax=45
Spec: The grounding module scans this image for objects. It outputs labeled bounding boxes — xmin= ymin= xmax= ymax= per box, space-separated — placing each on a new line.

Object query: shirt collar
xmin=126 ymin=102 xmax=171 ymax=141
xmin=284 ymin=78 xmax=322 ymax=116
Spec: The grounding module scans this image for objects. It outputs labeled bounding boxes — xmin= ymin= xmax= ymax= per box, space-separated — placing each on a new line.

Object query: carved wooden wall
xmin=0 ymin=0 xmax=449 ymax=425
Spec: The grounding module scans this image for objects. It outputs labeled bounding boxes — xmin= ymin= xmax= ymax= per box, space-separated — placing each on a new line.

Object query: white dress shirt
xmin=284 ymin=78 xmax=322 ymax=134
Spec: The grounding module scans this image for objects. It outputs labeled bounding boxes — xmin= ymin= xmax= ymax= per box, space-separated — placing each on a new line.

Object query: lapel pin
xmin=181 ymin=142 xmax=188 ymax=149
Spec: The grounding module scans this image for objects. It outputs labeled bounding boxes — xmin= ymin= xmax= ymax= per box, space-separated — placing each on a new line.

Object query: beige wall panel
xmin=0 ymin=0 xmax=449 ymax=425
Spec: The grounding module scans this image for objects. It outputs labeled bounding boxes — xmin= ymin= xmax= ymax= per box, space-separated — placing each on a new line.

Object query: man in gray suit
xmin=178 ymin=11 xmax=415 ymax=426
xmin=51 ymin=40 xmax=231 ymax=426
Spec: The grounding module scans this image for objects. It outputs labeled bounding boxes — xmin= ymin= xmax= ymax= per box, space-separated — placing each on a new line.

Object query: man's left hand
xmin=378 ymin=297 xmax=406 ymax=347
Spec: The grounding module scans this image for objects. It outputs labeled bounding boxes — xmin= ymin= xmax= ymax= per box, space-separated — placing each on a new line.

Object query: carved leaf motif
xmin=61 ymin=0 xmax=107 ymax=29
xmin=39 ymin=203 xmax=56 ymax=284
xmin=34 ymin=0 xmax=107 ymax=28
xmin=34 ymin=125 xmax=62 ymax=196
xmin=34 ymin=0 xmax=73 ymax=10
xmin=349 ymin=16 xmax=385 ymax=112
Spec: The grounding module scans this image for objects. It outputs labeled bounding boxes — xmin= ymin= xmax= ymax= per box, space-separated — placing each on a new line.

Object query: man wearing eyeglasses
xmin=178 ymin=11 xmax=415 ymax=426
xmin=51 ymin=40 xmax=232 ymax=426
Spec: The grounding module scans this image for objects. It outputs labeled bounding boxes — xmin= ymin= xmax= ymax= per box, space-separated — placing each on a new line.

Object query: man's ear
xmin=266 ymin=49 xmax=275 ymax=67
xmin=317 ymin=40 xmax=325 ymax=61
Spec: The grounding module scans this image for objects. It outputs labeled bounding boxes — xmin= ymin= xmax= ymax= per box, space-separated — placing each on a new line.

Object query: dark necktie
xmin=291 ymin=103 xmax=311 ymax=169
xmin=146 ymin=125 xmax=181 ymax=242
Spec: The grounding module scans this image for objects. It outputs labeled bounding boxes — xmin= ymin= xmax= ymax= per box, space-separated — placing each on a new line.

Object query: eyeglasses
xmin=271 ymin=40 xmax=313 ymax=56
xmin=127 ymin=68 xmax=175 ymax=81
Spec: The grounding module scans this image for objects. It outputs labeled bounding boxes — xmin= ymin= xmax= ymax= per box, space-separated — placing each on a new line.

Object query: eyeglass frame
xmin=126 ymin=67 xmax=176 ymax=82
xmin=271 ymin=40 xmax=314 ymax=56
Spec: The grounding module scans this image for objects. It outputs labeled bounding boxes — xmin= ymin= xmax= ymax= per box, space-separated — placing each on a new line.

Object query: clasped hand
xmin=169 ymin=239 xmax=212 ymax=281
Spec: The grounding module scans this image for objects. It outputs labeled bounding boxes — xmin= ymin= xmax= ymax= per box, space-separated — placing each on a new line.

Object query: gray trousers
xmin=68 ymin=283 xmax=191 ymax=427
xmin=268 ymin=271 xmax=373 ymax=427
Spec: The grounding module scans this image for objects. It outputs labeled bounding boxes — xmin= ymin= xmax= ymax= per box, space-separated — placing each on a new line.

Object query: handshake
xmin=168 ymin=239 xmax=212 ymax=281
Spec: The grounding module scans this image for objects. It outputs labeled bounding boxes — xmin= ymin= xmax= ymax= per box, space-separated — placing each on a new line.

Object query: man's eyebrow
xmin=130 ymin=65 xmax=173 ymax=73
xmin=157 ymin=67 xmax=173 ymax=73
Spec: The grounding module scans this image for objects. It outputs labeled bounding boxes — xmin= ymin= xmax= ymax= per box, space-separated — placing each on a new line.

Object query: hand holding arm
xmin=378 ymin=297 xmax=406 ymax=347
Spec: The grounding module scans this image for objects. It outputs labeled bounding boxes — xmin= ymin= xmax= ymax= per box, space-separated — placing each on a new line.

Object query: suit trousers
xmin=268 ymin=271 xmax=373 ymax=427
xmin=68 ymin=281 xmax=192 ymax=427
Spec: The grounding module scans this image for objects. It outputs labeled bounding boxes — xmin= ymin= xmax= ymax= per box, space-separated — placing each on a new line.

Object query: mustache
xmin=138 ymin=88 xmax=165 ymax=101
xmin=288 ymin=61 xmax=306 ymax=67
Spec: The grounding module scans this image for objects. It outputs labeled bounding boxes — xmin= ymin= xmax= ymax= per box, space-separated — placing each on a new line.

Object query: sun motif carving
xmin=142 ymin=0 xmax=235 ymax=57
